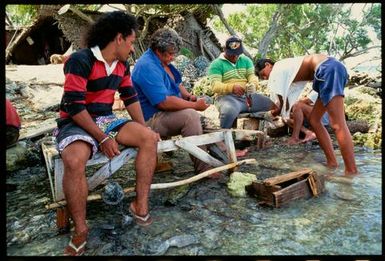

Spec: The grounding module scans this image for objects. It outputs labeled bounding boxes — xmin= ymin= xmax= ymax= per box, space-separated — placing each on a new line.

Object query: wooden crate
xmin=246 ymin=168 xmax=325 ymax=207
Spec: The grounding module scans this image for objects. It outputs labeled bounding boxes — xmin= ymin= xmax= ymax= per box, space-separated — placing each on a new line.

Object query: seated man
xmin=207 ymin=35 xmax=280 ymax=129
xmin=255 ymin=54 xmax=357 ymax=175
xmin=286 ymin=90 xmax=329 ymax=145
xmin=131 ymin=28 xmax=220 ymax=178
xmin=54 ymin=11 xmax=159 ymax=256
xmin=6 ymin=99 xmax=21 ymax=148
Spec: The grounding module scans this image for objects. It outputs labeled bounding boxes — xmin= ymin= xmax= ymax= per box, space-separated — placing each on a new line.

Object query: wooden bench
xmin=42 ymin=129 xmax=264 ymax=231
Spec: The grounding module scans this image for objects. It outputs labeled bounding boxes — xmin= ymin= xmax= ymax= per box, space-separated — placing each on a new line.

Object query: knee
xmin=309 ymin=116 xmax=322 ymax=129
xmin=183 ymin=109 xmax=200 ymax=122
xmin=328 ymin=120 xmax=344 ymax=133
xmin=219 ymin=104 xmax=238 ymax=119
xmin=140 ymin=128 xmax=159 ymax=148
xmin=62 ymin=154 xmax=87 ymax=174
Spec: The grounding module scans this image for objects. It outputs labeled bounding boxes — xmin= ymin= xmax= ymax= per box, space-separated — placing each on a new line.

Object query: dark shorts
xmin=312 ymin=57 xmax=348 ymax=106
xmin=55 ymin=115 xmax=130 ymax=158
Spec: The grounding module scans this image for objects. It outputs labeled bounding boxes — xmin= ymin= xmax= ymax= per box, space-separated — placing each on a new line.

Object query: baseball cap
xmin=225 ymin=36 xmax=244 ymax=56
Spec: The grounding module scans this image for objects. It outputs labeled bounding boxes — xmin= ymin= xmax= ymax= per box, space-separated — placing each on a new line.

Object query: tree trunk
xmin=258 ymin=5 xmax=284 ymax=58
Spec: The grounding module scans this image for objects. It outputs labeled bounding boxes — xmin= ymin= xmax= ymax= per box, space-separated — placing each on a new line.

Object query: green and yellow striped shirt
xmin=208 ymin=53 xmax=259 ymax=95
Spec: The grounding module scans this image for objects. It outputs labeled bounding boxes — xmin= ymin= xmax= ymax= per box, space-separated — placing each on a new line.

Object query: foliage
xmin=180 ymin=47 xmax=194 ymax=59
xmin=6 ymin=5 xmax=39 ymax=27
xmin=211 ymin=3 xmax=380 ymax=61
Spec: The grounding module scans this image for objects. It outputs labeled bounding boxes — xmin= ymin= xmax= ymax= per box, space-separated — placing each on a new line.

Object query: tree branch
xmin=339 ymin=45 xmax=381 ymax=61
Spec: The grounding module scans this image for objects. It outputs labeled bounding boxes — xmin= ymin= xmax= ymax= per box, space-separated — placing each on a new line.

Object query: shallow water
xmin=6 ymin=143 xmax=382 ymax=256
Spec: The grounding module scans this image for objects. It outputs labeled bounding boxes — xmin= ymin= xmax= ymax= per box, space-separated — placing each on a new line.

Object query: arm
xmin=126 ymin=101 xmax=145 ymax=125
xmin=207 ymin=60 xmax=234 ymax=95
xmin=179 ymin=84 xmax=197 ymax=101
xmin=157 ymin=96 xmax=209 ymax=111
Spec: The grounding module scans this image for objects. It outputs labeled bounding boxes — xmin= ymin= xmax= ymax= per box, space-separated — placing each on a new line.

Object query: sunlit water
xmin=6 ymin=145 xmax=381 ymax=256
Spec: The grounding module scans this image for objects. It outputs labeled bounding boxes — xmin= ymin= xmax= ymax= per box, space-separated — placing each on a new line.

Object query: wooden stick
xmin=45 ymin=158 xmax=257 ymax=210
xmin=263 ymin=168 xmax=312 ymax=186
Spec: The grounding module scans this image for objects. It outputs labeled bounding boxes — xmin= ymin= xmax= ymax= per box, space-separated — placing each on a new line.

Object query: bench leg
xmin=56 ymin=206 xmax=70 ymax=234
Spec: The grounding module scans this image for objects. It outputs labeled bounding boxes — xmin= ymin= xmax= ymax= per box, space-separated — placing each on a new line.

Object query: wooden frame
xmin=42 ymin=130 xmax=266 ymax=204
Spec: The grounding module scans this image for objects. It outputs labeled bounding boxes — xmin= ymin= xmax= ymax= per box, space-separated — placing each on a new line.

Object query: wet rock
xmin=164 ymin=185 xmax=190 ymax=206
xmin=6 ymin=141 xmax=30 ymax=172
xmin=227 ymin=172 xmax=257 ymax=197
xmin=149 ymin=234 xmax=199 ymax=255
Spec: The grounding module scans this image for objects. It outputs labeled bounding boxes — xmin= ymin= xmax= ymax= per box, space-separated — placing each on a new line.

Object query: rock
xmin=6 ymin=142 xmax=30 ymax=172
xmin=347 ymin=120 xmax=370 ymax=134
xmin=227 ymin=171 xmax=258 ymax=197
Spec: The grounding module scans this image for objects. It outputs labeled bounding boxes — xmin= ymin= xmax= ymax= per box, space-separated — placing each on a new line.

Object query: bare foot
xmin=301 ymin=131 xmax=317 ymax=143
xmin=236 ymin=148 xmax=248 ymax=157
xmin=286 ymin=137 xmax=301 ymax=145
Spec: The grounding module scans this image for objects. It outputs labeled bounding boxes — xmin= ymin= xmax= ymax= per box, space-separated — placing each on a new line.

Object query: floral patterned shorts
xmin=54 ymin=114 xmax=130 ymax=158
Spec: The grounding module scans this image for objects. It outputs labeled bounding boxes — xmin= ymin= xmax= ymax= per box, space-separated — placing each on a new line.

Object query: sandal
xmin=129 ymin=204 xmax=153 ymax=227
xmin=63 ymin=229 xmax=88 ymax=256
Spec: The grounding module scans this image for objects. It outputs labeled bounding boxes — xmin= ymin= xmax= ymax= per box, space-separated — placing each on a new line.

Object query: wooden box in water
xmin=246 ymin=168 xmax=325 ymax=207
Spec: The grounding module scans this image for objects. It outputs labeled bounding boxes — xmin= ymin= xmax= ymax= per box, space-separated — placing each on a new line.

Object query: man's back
xmin=294 ymin=54 xmax=329 ymax=82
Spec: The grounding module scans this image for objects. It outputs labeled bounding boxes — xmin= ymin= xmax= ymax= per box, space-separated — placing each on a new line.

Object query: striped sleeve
xmin=62 ymin=52 xmax=92 ymax=116
xmin=208 ymin=60 xmax=234 ymax=95
xmin=118 ymin=63 xmax=138 ymax=107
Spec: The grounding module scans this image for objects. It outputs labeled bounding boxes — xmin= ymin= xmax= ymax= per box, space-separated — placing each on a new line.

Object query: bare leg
xmin=286 ymin=102 xmax=314 ymax=145
xmin=61 ymin=141 xmax=91 ymax=235
xmin=325 ymin=96 xmax=358 ymax=175
xmin=116 ymin=122 xmax=158 ymax=216
xmin=310 ymin=99 xmax=338 ymax=168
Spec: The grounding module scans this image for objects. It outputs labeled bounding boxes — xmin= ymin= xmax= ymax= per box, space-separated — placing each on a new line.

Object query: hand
xmin=100 ymin=137 xmax=120 ymax=159
xmin=232 ymin=84 xmax=245 ymax=96
xmin=188 ymin=95 xmax=197 ymax=102
xmin=194 ymin=98 xmax=210 ymax=111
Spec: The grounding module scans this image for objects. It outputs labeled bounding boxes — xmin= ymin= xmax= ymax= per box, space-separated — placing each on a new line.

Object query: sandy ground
xmin=6 ymin=64 xmax=65 ymax=84
xmin=5 ymin=64 xmax=221 ymax=139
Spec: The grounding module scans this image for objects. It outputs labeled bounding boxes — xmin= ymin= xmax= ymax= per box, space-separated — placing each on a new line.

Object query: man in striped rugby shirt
xmin=55 ymin=11 xmax=159 ymax=256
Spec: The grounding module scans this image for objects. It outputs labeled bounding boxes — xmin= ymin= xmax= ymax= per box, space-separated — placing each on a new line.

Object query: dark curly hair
xmin=254 ymin=58 xmax=275 ymax=76
xmin=85 ymin=11 xmax=138 ymax=49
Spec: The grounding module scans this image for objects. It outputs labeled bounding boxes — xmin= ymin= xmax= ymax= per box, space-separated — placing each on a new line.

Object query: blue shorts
xmin=312 ymin=57 xmax=348 ymax=106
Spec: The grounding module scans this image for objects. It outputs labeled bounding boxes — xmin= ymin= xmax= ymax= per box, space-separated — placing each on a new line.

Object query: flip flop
xmin=129 ymin=204 xmax=153 ymax=227
xmin=63 ymin=230 xmax=88 ymax=256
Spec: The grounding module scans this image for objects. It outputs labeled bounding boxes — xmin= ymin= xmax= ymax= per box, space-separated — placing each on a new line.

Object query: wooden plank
xmin=246 ymin=182 xmax=281 ymax=206
xmin=233 ymin=129 xmax=265 ymax=141
xmin=49 ymin=130 xmax=233 ymax=202
xmin=87 ymin=148 xmax=137 ymax=191
xmin=237 ymin=118 xmax=259 ymax=130
xmin=273 ymin=179 xmax=311 ymax=207
xmin=174 ymin=139 xmax=224 ymax=167
xmin=19 ymin=120 xmax=57 ymax=140
xmin=54 ymin=158 xmax=65 ymax=201
xmin=263 ymin=168 xmax=313 ymax=186
xmin=41 ymin=140 xmax=56 ymax=201
xmin=46 ymin=158 xmax=258 ymax=209
xmin=223 ymin=130 xmax=237 ymax=164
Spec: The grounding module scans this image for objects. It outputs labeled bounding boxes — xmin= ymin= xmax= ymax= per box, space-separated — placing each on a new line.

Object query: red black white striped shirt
xmin=57 ymin=48 xmax=138 ymax=126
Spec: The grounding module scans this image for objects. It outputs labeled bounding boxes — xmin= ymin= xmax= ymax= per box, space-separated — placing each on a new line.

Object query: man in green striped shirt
xmin=208 ymin=36 xmax=279 ymax=128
